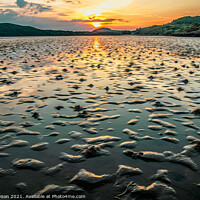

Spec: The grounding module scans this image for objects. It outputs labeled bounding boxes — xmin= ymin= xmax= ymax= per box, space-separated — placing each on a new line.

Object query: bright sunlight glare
xmin=91 ymin=22 xmax=103 ymax=28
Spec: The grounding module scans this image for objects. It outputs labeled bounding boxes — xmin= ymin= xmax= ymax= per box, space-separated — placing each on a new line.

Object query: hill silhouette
xmin=0 ymin=16 xmax=200 ymax=37
xmin=134 ymin=16 xmax=200 ymax=36
xmin=0 ymin=23 xmax=130 ymax=36
xmin=0 ymin=23 xmax=75 ymax=36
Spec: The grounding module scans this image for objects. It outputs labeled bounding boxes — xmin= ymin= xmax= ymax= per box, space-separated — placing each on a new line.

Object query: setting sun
xmin=91 ymin=22 xmax=103 ymax=28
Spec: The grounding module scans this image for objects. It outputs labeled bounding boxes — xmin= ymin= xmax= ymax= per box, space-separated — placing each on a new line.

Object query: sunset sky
xmin=0 ymin=0 xmax=200 ymax=30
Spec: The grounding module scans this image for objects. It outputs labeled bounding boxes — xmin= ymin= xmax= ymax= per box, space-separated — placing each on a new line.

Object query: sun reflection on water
xmin=93 ymin=37 xmax=101 ymax=50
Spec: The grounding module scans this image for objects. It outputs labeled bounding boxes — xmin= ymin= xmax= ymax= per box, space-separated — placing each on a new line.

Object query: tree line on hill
xmin=134 ymin=16 xmax=200 ymax=37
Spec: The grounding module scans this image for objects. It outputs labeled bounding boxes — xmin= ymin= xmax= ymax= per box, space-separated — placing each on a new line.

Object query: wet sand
xmin=0 ymin=36 xmax=200 ymax=200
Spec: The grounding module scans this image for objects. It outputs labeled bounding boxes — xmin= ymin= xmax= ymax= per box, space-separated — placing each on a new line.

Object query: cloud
xmin=15 ymin=0 xmax=52 ymax=14
xmin=0 ymin=9 xmax=18 ymax=21
xmin=16 ymin=0 xmax=28 ymax=8
xmin=0 ymin=1 xmax=129 ymax=31
xmin=70 ymin=18 xmax=129 ymax=23
xmin=0 ymin=8 xmax=90 ymax=31
xmin=0 ymin=4 xmax=18 ymax=8
xmin=45 ymin=0 xmax=81 ymax=4
xmin=63 ymin=0 xmax=81 ymax=4
xmin=78 ymin=0 xmax=134 ymax=16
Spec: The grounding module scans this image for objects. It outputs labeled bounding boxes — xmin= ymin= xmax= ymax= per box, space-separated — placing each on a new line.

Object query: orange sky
xmin=0 ymin=0 xmax=200 ymax=30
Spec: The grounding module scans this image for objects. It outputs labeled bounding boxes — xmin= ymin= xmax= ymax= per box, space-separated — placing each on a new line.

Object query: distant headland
xmin=0 ymin=16 xmax=199 ymax=37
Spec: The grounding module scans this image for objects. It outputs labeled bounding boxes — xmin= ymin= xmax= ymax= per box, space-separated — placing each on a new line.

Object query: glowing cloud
xmin=79 ymin=0 xmax=134 ymax=17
